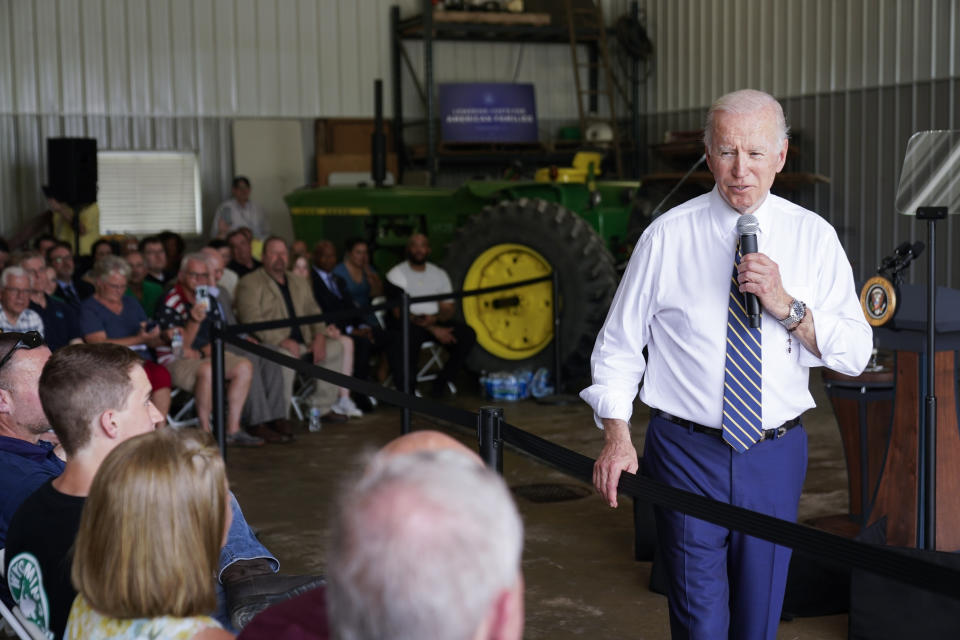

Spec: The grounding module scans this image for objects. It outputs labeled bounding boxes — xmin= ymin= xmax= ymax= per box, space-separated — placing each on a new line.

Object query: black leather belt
xmin=651 ymin=409 xmax=802 ymax=442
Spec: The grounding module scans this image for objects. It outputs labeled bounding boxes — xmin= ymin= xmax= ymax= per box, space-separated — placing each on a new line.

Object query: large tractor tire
xmin=443 ymin=198 xmax=618 ymax=376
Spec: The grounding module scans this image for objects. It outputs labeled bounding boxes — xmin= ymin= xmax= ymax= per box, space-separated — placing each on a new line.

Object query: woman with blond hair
xmin=64 ymin=428 xmax=235 ymax=639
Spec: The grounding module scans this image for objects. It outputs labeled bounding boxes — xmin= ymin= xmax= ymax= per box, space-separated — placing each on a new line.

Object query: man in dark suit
xmin=310 ymin=241 xmax=383 ymax=398
xmin=46 ymin=242 xmax=93 ymax=309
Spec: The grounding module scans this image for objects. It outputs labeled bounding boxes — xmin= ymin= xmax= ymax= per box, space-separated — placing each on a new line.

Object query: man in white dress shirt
xmin=581 ymin=89 xmax=872 ymax=640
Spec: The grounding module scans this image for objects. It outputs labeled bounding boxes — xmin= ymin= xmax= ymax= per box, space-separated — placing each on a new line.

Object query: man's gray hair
xmin=704 ymin=89 xmax=790 ymax=151
xmin=1 ymin=266 xmax=29 ymax=287
xmin=327 ymin=449 xmax=524 ymax=640
xmin=179 ymin=252 xmax=209 ymax=273
xmin=91 ymin=255 xmax=131 ymax=282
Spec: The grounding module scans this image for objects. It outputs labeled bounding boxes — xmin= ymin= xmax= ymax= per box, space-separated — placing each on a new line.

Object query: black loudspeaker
xmin=47 ymin=138 xmax=97 ymax=206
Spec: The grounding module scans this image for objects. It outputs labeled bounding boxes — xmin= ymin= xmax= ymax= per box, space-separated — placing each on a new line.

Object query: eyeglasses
xmin=0 ymin=331 xmax=45 ymax=371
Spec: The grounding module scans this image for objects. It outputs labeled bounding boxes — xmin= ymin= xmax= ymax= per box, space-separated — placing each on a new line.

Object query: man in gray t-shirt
xmin=386 ymin=234 xmax=475 ymax=396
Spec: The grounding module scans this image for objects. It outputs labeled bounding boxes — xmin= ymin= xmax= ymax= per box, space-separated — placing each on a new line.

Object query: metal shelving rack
xmin=390 ymin=0 xmax=643 ymax=185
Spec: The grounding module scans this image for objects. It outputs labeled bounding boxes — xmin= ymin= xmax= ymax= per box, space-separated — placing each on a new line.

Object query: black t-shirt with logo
xmin=4 ymin=479 xmax=85 ymax=639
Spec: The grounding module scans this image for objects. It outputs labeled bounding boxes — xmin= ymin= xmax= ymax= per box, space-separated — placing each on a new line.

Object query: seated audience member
xmin=290 ymin=254 xmax=310 ymax=278
xmin=291 ymin=239 xmax=308 ymax=260
xmin=0 ymin=332 xmax=59 ymax=549
xmin=120 ymin=234 xmax=139 ymax=256
xmin=212 ymin=176 xmax=269 ymax=240
xmin=78 ymin=256 xmax=172 ymax=420
xmin=43 ymin=266 xmax=58 ymax=295
xmin=77 ymin=237 xmax=120 ymax=284
xmin=332 ymin=237 xmax=383 ymax=323
xmin=199 ymin=248 xmax=295 ymax=443
xmin=18 ymin=251 xmax=82 ymax=351
xmin=33 ymin=233 xmax=57 ymax=256
xmin=326 ymin=445 xmax=524 ymax=640
xmin=63 ymin=428 xmax=235 ymax=639
xmin=208 ymin=238 xmax=239 ymax=296
xmin=139 ymin=234 xmax=169 ymax=287
xmin=234 ymin=237 xmax=347 ymax=423
xmin=237 ymin=431 xmax=484 ymax=639
xmin=227 ymin=228 xmax=262 ymax=278
xmin=155 ymin=253 xmax=262 ymax=446
xmin=292 ymin=253 xmax=362 ymax=418
xmin=47 ymin=241 xmax=94 ymax=307
xmin=90 ymin=237 xmax=118 ymax=262
xmin=386 ymin=233 xmax=477 ymax=396
xmin=4 ymin=344 xmax=318 ymax=637
xmin=0 ymin=266 xmax=45 ymax=335
xmin=311 ymin=241 xmax=389 ymax=406
xmin=124 ymin=249 xmax=164 ymax=316
xmin=160 ymin=230 xmax=186 ymax=281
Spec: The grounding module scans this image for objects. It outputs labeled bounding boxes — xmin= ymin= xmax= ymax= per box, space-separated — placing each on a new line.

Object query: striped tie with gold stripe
xmin=722 ymin=246 xmax=763 ymax=452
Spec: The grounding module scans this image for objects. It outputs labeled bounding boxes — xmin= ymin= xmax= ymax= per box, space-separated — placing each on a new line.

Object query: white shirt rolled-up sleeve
xmin=580 ymin=230 xmax=661 ymax=429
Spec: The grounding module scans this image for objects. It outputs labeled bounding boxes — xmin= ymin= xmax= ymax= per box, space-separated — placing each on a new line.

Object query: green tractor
xmin=284 ymin=151 xmax=644 ymax=376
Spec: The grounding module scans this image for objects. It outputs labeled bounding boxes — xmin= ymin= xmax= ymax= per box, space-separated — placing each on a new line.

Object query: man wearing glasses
xmin=46 ymin=241 xmax=94 ymax=308
xmin=0 ymin=267 xmax=45 ymax=336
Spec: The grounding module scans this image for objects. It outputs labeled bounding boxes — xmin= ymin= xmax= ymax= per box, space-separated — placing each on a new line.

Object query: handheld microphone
xmin=736 ymin=214 xmax=762 ymax=328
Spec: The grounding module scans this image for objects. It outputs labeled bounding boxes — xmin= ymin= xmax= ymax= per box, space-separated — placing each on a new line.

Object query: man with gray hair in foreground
xmin=327 ymin=448 xmax=525 ymax=640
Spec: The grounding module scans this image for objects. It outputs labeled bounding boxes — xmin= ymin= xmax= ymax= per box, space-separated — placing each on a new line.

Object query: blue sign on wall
xmin=439 ymin=83 xmax=538 ymax=144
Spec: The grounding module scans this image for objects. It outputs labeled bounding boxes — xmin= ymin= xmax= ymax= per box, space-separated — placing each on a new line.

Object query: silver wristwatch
xmin=779 ymin=299 xmax=806 ymax=331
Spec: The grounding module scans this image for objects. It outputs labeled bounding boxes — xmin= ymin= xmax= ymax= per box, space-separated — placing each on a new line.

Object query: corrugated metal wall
xmin=2 ymin=0 xmax=959 ymax=287
xmin=631 ymin=0 xmax=960 ymax=286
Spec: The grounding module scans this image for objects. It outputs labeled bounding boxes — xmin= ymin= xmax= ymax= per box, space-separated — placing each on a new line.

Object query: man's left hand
xmin=429 ymin=326 xmax=456 ymax=345
xmin=737 ymin=252 xmax=792 ymax=319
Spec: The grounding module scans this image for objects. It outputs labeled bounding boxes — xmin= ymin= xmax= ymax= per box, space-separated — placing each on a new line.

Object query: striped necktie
xmin=722 ymin=244 xmax=763 ymax=452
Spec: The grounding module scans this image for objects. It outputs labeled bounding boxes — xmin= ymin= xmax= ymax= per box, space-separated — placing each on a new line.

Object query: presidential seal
xmin=860 ymin=276 xmax=898 ymax=327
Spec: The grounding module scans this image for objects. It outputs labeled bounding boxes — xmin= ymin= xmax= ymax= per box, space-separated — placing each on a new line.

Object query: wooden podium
xmin=823 ymin=284 xmax=960 ymax=550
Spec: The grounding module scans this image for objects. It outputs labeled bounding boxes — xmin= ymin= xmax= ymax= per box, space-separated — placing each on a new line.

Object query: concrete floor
xmin=227 ymin=370 xmax=850 ymax=639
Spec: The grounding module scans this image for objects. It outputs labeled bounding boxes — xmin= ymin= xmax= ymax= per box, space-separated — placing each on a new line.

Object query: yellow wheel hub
xmin=462 ymin=243 xmax=554 ymax=360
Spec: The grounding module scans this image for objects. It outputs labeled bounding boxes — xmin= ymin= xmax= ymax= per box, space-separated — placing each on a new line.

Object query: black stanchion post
xmin=552 ymin=270 xmax=563 ymax=393
xmin=478 ymin=406 xmax=504 ymax=473
xmin=401 ymin=292 xmax=411 ymax=434
xmin=212 ymin=318 xmax=227 ymax=459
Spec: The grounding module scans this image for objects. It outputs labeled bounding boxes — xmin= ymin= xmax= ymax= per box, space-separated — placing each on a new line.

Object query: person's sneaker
xmin=226 ymin=574 xmax=325 ymax=629
xmin=226 ymin=430 xmax=264 ymax=447
xmin=332 ymin=395 xmax=363 ymax=418
xmin=351 ymin=391 xmax=375 ymax=413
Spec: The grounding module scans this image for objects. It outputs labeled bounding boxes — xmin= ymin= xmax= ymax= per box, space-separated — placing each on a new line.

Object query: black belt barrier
xmin=210 ymin=278 xmax=960 ymax=605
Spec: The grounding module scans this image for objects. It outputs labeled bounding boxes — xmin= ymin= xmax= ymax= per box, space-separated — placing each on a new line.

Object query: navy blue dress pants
xmin=643 ymin=413 xmax=807 ymax=640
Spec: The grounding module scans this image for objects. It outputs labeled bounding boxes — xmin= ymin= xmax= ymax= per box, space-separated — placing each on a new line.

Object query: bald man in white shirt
xmin=581 ymin=90 xmax=871 ymax=640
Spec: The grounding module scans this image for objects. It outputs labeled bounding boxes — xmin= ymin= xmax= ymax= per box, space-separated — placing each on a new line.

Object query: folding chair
xmin=290 ymin=373 xmax=315 ymax=421
xmin=166 ymin=387 xmax=199 ymax=429
xmin=415 ymin=341 xmax=456 ymax=394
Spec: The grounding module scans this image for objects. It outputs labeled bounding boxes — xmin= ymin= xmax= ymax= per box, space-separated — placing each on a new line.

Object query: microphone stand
xmin=916 ymin=206 xmax=946 ymax=551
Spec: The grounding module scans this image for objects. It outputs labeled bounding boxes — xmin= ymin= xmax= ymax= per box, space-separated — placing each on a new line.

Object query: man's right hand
xmin=593 ymin=419 xmax=638 ymax=508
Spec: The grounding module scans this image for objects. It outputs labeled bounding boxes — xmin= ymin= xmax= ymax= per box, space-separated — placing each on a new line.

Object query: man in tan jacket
xmin=234 ymin=237 xmax=346 ymax=423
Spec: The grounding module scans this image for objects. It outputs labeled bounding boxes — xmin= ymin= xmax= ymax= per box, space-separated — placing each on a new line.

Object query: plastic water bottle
xmin=171 ymin=329 xmax=183 ymax=359
xmin=308 ymin=407 xmax=322 ymax=432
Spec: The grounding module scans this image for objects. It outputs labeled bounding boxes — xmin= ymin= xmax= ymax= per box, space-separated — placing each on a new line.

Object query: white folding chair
xmin=290 ymin=373 xmax=315 ymax=421
xmin=166 ymin=387 xmax=199 ymax=429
